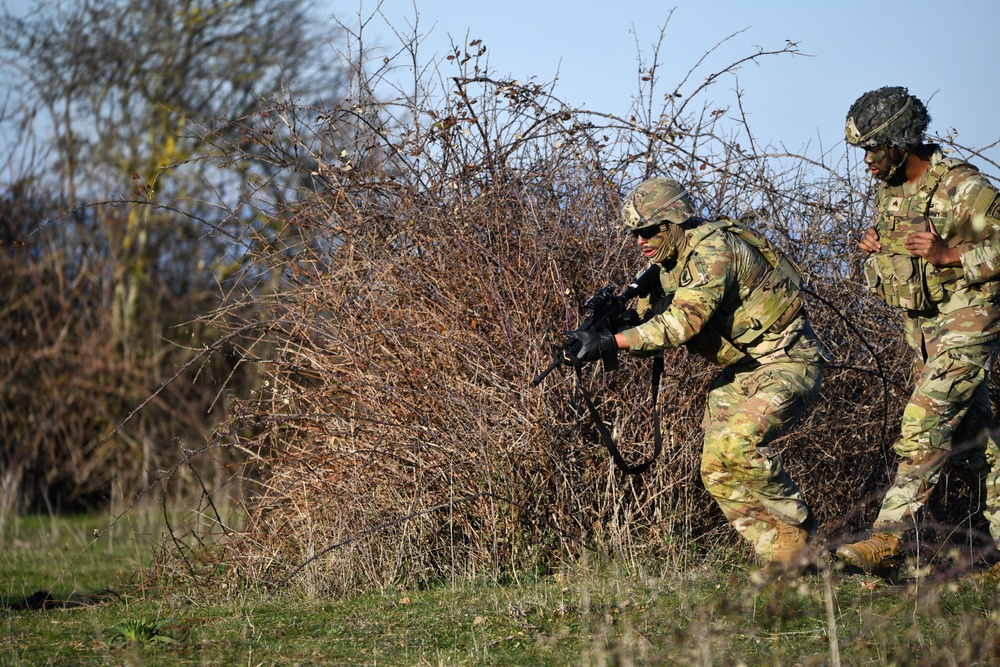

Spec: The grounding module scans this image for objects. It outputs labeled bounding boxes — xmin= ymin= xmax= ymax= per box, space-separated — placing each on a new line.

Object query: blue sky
xmin=359 ymin=0 xmax=1000 ymax=171
xmin=3 ymin=0 xmax=999 ymax=172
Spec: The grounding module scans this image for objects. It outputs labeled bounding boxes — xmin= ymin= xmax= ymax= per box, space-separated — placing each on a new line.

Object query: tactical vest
xmin=668 ymin=218 xmax=804 ymax=365
xmin=863 ymin=157 xmax=999 ymax=309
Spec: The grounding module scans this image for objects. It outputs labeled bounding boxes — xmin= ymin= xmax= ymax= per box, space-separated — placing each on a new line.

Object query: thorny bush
xmin=170 ymin=25 xmax=1000 ymax=596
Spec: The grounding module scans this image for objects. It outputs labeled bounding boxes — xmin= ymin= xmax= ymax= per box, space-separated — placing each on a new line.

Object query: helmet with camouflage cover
xmin=845 ymin=86 xmax=930 ymax=149
xmin=619 ymin=177 xmax=696 ymax=230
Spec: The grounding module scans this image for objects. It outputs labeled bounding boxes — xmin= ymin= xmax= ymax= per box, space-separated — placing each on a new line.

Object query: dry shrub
xmin=176 ymin=23 xmax=1000 ymax=596
xmin=0 ymin=182 xmax=244 ymax=518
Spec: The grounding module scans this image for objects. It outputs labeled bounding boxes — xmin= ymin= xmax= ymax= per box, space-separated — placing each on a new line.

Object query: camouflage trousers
xmin=700 ymin=358 xmax=822 ymax=562
xmin=874 ymin=335 xmax=1000 ymax=547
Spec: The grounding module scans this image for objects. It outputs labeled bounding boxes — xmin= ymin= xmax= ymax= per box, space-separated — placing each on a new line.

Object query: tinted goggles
xmin=629 ymin=224 xmax=663 ymax=240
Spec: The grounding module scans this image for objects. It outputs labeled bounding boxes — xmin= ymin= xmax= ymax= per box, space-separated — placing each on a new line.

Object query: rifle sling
xmin=572 ymin=354 xmax=663 ymax=475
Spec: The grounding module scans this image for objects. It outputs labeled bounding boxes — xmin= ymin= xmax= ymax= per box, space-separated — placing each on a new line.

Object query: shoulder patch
xmin=679 ymin=251 xmax=713 ymax=289
xmin=680 ymin=265 xmax=694 ymax=287
xmin=972 ymin=188 xmax=1000 ymax=218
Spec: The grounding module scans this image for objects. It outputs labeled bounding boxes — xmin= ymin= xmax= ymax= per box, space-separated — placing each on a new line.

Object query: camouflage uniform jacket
xmin=621 ymin=219 xmax=824 ymax=367
xmin=864 ymin=146 xmax=1000 ymax=314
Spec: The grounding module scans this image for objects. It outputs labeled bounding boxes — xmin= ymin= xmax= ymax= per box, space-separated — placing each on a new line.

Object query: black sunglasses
xmin=630 ymin=224 xmax=662 ymax=239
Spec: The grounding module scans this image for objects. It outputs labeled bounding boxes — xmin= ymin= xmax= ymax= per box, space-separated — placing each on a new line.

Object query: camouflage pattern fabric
xmin=622 ymin=222 xmax=825 ymax=367
xmin=701 ymin=357 xmax=822 ymax=562
xmin=874 ymin=332 xmax=1000 ymax=538
xmin=864 ymin=148 xmax=1000 ymax=309
xmin=864 ymin=148 xmax=1000 ymax=547
xmin=619 ymin=177 xmax=696 ymax=228
xmin=620 ymin=221 xmax=827 ymax=562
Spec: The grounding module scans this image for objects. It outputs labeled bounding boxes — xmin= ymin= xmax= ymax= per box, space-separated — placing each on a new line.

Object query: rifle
xmin=530 ymin=263 xmax=667 ymax=476
xmin=531 ymin=263 xmax=662 ymax=387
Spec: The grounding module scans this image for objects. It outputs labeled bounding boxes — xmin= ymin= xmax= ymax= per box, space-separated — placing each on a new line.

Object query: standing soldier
xmin=567 ymin=178 xmax=827 ymax=571
xmin=836 ymin=86 xmax=1000 ymax=577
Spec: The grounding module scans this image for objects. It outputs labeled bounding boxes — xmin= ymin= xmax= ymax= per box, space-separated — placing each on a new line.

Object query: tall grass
xmin=6 ymin=515 xmax=1000 ymax=666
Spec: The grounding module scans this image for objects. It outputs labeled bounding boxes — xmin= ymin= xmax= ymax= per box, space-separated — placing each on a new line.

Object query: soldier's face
xmin=864 ymin=146 xmax=907 ymax=181
xmin=632 ymin=224 xmax=664 ymax=258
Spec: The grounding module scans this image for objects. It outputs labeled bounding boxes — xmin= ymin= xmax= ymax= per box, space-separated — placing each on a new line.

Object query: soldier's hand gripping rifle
xmin=531 ymin=264 xmax=661 ymax=387
xmin=530 ymin=263 xmax=667 ymax=475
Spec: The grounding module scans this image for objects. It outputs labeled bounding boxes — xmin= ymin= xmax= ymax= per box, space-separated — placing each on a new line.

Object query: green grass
xmin=4 ymin=514 xmax=1000 ymax=665
xmin=1 ymin=511 xmax=163 ymax=604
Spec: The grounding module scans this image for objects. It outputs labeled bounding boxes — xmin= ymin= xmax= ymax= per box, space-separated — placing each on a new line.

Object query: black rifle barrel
xmin=618 ymin=263 xmax=661 ymax=302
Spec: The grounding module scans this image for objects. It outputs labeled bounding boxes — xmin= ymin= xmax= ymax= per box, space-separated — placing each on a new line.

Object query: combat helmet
xmin=845 ymin=86 xmax=930 ymax=149
xmin=619 ymin=177 xmax=696 ymax=230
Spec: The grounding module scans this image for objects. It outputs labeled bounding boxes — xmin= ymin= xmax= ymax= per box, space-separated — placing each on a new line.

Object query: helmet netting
xmin=845 ymin=86 xmax=930 ymax=149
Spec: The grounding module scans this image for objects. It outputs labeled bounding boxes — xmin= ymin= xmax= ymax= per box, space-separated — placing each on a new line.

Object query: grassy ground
xmin=3 ymin=513 xmax=1000 ymax=666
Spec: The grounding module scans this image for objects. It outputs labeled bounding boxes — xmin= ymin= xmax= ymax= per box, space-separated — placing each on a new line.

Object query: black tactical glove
xmin=565 ymin=328 xmax=618 ymax=363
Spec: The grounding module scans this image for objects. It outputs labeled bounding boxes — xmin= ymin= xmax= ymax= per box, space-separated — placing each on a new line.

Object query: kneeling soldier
xmin=569 ymin=177 xmax=828 ymax=571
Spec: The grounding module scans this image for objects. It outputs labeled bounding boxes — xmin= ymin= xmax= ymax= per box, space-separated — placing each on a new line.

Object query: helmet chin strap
xmin=883 ymin=148 xmax=909 ymax=181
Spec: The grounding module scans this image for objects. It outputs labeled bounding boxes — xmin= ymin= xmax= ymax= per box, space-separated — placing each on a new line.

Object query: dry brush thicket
xmin=168 ymin=36 xmax=1000 ymax=596
xmin=0 ymin=184 xmax=249 ymax=521
xmin=0 ymin=0 xmax=335 ymax=520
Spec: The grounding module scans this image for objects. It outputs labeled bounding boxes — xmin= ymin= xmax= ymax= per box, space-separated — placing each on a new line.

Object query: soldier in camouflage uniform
xmin=567 ymin=178 xmax=828 ymax=571
xmin=836 ymin=86 xmax=1000 ymax=577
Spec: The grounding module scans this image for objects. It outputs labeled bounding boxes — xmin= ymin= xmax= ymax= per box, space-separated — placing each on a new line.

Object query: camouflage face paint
xmin=636 ymin=224 xmax=669 ymax=263
xmin=637 ymin=223 xmax=688 ymax=265
xmin=864 ymin=146 xmax=907 ymax=181
xmin=864 ymin=146 xmax=889 ymax=166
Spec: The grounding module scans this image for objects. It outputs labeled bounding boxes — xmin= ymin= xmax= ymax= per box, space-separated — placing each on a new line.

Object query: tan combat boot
xmin=768 ymin=522 xmax=811 ymax=572
xmin=971 ymin=561 xmax=1000 ymax=584
xmin=835 ymin=532 xmax=902 ymax=572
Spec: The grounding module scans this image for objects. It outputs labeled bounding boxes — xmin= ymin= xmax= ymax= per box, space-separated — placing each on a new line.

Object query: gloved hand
xmin=565 ymin=328 xmax=618 ymax=363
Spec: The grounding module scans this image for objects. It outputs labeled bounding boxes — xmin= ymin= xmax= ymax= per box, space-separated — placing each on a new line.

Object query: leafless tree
xmin=0 ymin=0 xmax=346 ymax=515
